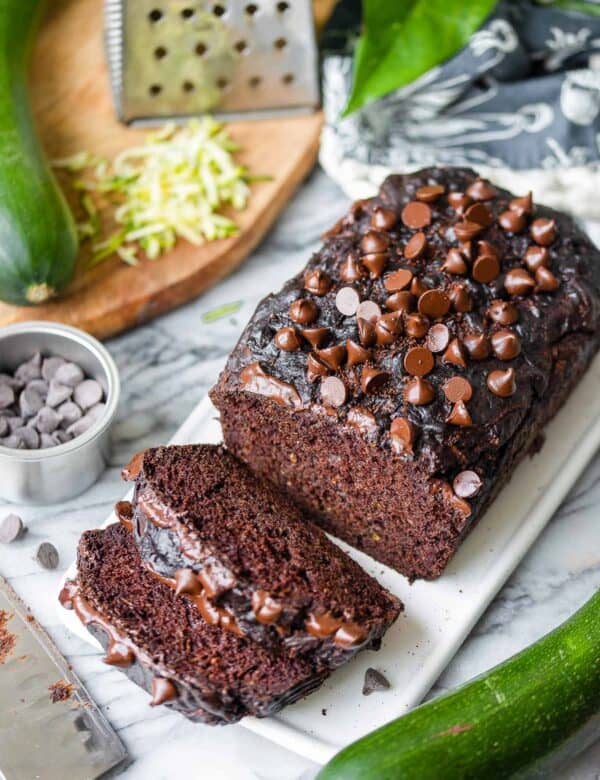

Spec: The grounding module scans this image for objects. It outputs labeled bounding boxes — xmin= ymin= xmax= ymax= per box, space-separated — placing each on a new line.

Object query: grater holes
xmin=234 ymin=40 xmax=248 ymax=53
xmin=182 ymin=80 xmax=195 ymax=93
xmin=276 ymin=1 xmax=289 ymax=10
xmin=212 ymin=4 xmax=226 ymax=16
xmin=248 ymin=76 xmax=262 ymax=88
xmin=181 ymin=7 xmax=195 ymax=18
xmin=274 ymin=37 xmax=287 ymax=50
xmin=154 ymin=46 xmax=168 ymax=60
xmin=148 ymin=8 xmax=163 ymax=22
xmin=149 ymin=84 xmax=163 ymax=96
xmin=195 ymin=42 xmax=208 ymax=56
xmin=216 ymin=77 xmax=229 ymax=90
xmin=245 ymin=3 xmax=258 ymax=14
xmin=282 ymin=73 xmax=294 ymax=85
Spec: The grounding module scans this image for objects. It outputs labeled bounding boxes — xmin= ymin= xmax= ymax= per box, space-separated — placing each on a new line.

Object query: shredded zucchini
xmin=53 ymin=118 xmax=256 ymax=266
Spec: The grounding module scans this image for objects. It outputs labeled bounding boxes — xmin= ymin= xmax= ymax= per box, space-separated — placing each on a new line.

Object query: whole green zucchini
xmin=318 ymin=590 xmax=600 ymax=780
xmin=0 ymin=0 xmax=77 ymax=305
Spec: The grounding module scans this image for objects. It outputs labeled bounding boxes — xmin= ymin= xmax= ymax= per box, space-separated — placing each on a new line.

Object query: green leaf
xmin=545 ymin=0 xmax=600 ymax=14
xmin=201 ymin=300 xmax=243 ymax=322
xmin=343 ymin=0 xmax=499 ymax=116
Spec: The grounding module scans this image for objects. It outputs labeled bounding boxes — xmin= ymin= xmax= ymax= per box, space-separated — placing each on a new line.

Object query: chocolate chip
xmin=491 ymin=329 xmax=521 ymax=360
xmin=0 ymin=385 xmax=14 ymax=409
xmin=0 ymin=374 xmax=23 ymax=391
xmin=340 ymin=252 xmax=365 ymax=282
xmin=443 ymin=338 xmax=468 ymax=368
xmin=447 ymin=400 xmax=472 ymax=426
xmin=454 ymin=220 xmax=483 ymax=242
xmin=385 ymin=291 xmax=414 ymax=313
xmin=27 ymin=379 xmax=49 ymax=399
xmin=41 ymin=357 xmax=66 ymax=382
xmin=58 ymin=401 xmax=83 ymax=427
xmin=307 ymin=353 xmax=329 ymax=382
xmin=275 ymin=327 xmax=301 ymax=352
xmin=36 ymin=542 xmax=59 ymax=570
xmin=390 ymin=416 xmax=415 ymax=454
xmin=15 ymin=353 xmax=42 ymax=383
xmin=53 ymin=362 xmax=84 ymax=388
xmin=289 ymin=298 xmax=318 ymax=325
xmin=0 ymin=419 xmax=7 ymax=437
xmin=415 ymin=184 xmax=445 ymax=203
xmin=478 ymin=240 xmax=500 ymax=259
xmin=375 ymin=313 xmax=403 ymax=346
xmin=346 ymin=340 xmax=371 ymax=366
xmin=505 ymin=268 xmax=535 ymax=296
xmin=356 ymin=300 xmax=382 ymax=323
xmin=20 ymin=388 xmax=44 ymax=418
xmin=509 ymin=192 xmax=533 ymax=216
xmin=360 ymin=230 xmax=390 ymax=255
xmin=316 ymin=345 xmax=347 ymax=371
xmin=464 ymin=202 xmax=493 ymax=227
xmin=362 ymin=667 xmax=391 ymax=696
xmin=87 ymin=403 xmax=106 ymax=422
xmin=320 ymin=376 xmax=347 ymax=407
xmin=405 ymin=314 xmax=429 ymax=339
xmin=357 ymin=318 xmax=376 ymax=347
xmin=0 ymin=514 xmax=25 ymax=543
xmin=370 ymin=207 xmax=397 ymax=230
xmin=418 ymin=289 xmax=450 ymax=319
xmin=442 ymin=249 xmax=468 ymax=275
xmin=426 ymin=323 xmax=450 ymax=353
xmin=487 ymin=367 xmax=516 ymax=397
xmin=15 ymin=426 xmax=40 ymax=449
xmin=404 ymin=376 xmax=435 ymax=405
xmin=304 ymin=270 xmax=331 ymax=296
xmin=52 ymin=429 xmax=71 ymax=446
xmin=66 ymin=414 xmax=96 ymax=438
xmin=361 ymin=367 xmax=390 ymax=394
xmin=535 ymin=266 xmax=559 ymax=292
xmin=335 ymin=286 xmax=361 ymax=316
xmin=384 ymin=268 xmax=413 ymax=292
xmin=301 ymin=327 xmax=329 ymax=349
xmin=40 ymin=433 xmax=55 ymax=449
xmin=487 ymin=299 xmax=518 ymax=325
xmin=401 ymin=201 xmax=432 ymax=229
xmin=463 ymin=332 xmax=490 ymax=360
xmin=453 ymin=470 xmax=482 ymax=498
xmin=404 ymin=231 xmax=427 ymax=260
xmin=46 ymin=381 xmax=73 ymax=408
xmin=6 ymin=417 xmax=24 ymax=433
xmin=443 ymin=376 xmax=472 ymax=403
xmin=34 ymin=406 xmax=61 ymax=434
xmin=1 ymin=434 xmax=23 ymax=449
xmin=498 ymin=210 xmax=526 ymax=233
xmin=404 ymin=346 xmax=434 ymax=377
xmin=524 ymin=245 xmax=549 ymax=272
xmin=362 ymin=253 xmax=387 ymax=278
xmin=449 ymin=283 xmax=473 ymax=313
xmin=411 ymin=277 xmax=429 ymax=298
xmin=448 ymin=192 xmax=472 ymax=213
xmin=472 ymin=254 xmax=500 ymax=284
xmin=530 ymin=218 xmax=557 ymax=246
xmin=465 ymin=179 xmax=496 ymax=201
xmin=73 ymin=380 xmax=103 ymax=411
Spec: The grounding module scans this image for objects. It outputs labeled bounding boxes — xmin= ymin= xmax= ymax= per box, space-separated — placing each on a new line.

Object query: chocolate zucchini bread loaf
xmin=60 ymin=523 xmax=329 ymax=725
xmin=119 ymin=444 xmax=401 ymax=670
xmin=211 ymin=167 xmax=600 ymax=580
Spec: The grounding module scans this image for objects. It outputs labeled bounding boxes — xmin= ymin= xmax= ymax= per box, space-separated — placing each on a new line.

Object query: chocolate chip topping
xmin=447 ymin=400 xmax=472 ymax=426
xmin=386 ymin=291 xmax=415 ymax=313
xmin=384 ymin=268 xmax=413 ymax=291
xmin=390 ymin=416 xmax=415 ymax=453
xmin=151 ymin=677 xmax=178 ymax=706
xmin=346 ymin=340 xmax=371 ymax=366
xmin=443 ymin=376 xmax=472 ymax=403
xmin=524 ymin=245 xmax=549 ymax=272
xmin=335 ymin=286 xmax=360 ymax=316
xmin=370 ymin=206 xmax=397 ymax=231
xmin=463 ymin=332 xmax=490 ymax=360
xmin=498 ymin=210 xmax=526 ymax=233
xmin=361 ymin=367 xmax=390 ymax=394
xmin=505 ymin=268 xmax=535 ymax=296
xmin=487 ymin=299 xmax=518 ymax=325
xmin=289 ymin=298 xmax=318 ymax=325
xmin=442 ymin=248 xmax=468 ymax=275
xmin=320 ymin=376 xmax=347 ymax=407
xmin=316 ymin=345 xmax=347 ymax=371
xmin=362 ymin=667 xmax=391 ymax=695
xmin=426 ymin=323 xmax=450 ymax=353
xmin=375 ymin=312 xmax=403 ymax=346
xmin=535 ymin=266 xmax=559 ymax=292
xmin=448 ymin=191 xmax=471 ymax=212
xmin=465 ymin=179 xmax=496 ymax=201
xmin=472 ymin=254 xmax=500 ymax=284
xmin=490 ymin=329 xmax=521 ymax=361
xmin=487 ymin=367 xmax=516 ymax=397
xmin=307 ymin=353 xmax=329 ymax=381
xmin=404 ymin=231 xmax=427 ymax=260
xmin=449 ymin=283 xmax=473 ymax=313
xmin=357 ymin=317 xmax=376 ymax=347
xmin=464 ymin=202 xmax=493 ymax=227
xmin=401 ymin=201 xmax=432 ymax=229
xmin=453 ymin=470 xmax=482 ymax=498
xmin=530 ymin=218 xmax=556 ymax=246
xmin=509 ymin=192 xmax=533 ymax=216
xmin=415 ymin=184 xmax=445 ymax=202
xmin=301 ymin=327 xmax=329 ymax=349
xmin=454 ymin=220 xmax=484 ymax=242
xmin=275 ymin=327 xmax=301 ymax=352
xmin=404 ymin=346 xmax=434 ymax=377
xmin=356 ymin=300 xmax=382 ymax=323
xmin=362 ymin=253 xmax=387 ymax=278
xmin=405 ymin=313 xmax=429 ymax=339
xmin=340 ymin=252 xmax=365 ymax=282
xmin=418 ymin=289 xmax=450 ymax=318
xmin=304 ymin=269 xmax=331 ymax=296
xmin=404 ymin=377 xmax=435 ymax=405
xmin=360 ymin=230 xmax=390 ymax=255
xmin=443 ymin=338 xmax=468 ymax=368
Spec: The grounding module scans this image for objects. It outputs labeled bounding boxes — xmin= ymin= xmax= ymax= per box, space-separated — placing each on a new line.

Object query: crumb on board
xmin=49 ymin=679 xmax=76 ymax=704
xmin=0 ymin=610 xmax=16 ymax=664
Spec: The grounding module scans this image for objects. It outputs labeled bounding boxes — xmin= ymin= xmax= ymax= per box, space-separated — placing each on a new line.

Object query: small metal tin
xmin=0 ymin=322 xmax=120 ymax=505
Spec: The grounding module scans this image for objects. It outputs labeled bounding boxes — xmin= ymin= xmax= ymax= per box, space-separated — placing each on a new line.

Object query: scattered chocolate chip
xmin=347 ymin=407 xmax=378 ymax=434
xmin=385 ymin=291 xmax=415 ymax=313
xmin=0 ymin=514 xmax=25 ymax=543
xmin=405 ymin=313 xmax=429 ymax=339
xmin=320 ymin=376 xmax=347 ymax=407
xmin=304 ymin=270 xmax=331 ymax=296
xmin=362 ymin=252 xmax=387 ymax=278
xmin=487 ymin=299 xmax=518 ymax=325
xmin=316 ymin=345 xmax=347 ymax=371
xmin=418 ymin=289 xmax=450 ymax=319
xmin=466 ymin=179 xmax=496 ymax=201
xmin=465 ymin=202 xmax=493 ymax=227
xmin=384 ymin=268 xmax=413 ymax=292
xmin=362 ymin=667 xmax=391 ymax=695
xmin=505 ymin=268 xmax=535 ymax=296
xmin=443 ymin=338 xmax=468 ymax=368
xmin=404 ymin=346 xmax=434 ymax=377
xmin=447 ymin=400 xmax=472 ymax=427
xmin=487 ymin=367 xmax=516 ymax=397
xmin=357 ymin=318 xmax=376 ymax=347
xmin=390 ymin=416 xmax=415 ymax=451
xmin=404 ymin=231 xmax=427 ymax=260
xmin=289 ymin=298 xmax=318 ymax=325
xmin=509 ymin=192 xmax=533 ymax=216
xmin=453 ymin=470 xmax=482 ymax=498
xmin=443 ymin=376 xmax=472 ymax=403
xmin=356 ymin=300 xmax=382 ymax=323
xmin=361 ymin=367 xmax=390 ymax=394
xmin=448 ymin=192 xmax=471 ymax=213
xmin=401 ymin=201 xmax=432 ymax=229
xmin=335 ymin=286 xmax=360 ymax=317
xmin=415 ymin=184 xmax=445 ymax=203
xmin=472 ymin=254 xmax=500 ymax=284
xmin=370 ymin=207 xmax=397 ymax=231
xmin=0 ymin=385 xmax=14 ymax=409
xmin=535 ymin=266 xmax=559 ymax=292
xmin=375 ymin=313 xmax=403 ymax=346
xmin=530 ymin=218 xmax=557 ymax=246
xmin=73 ymin=380 xmax=103 ymax=411
xmin=478 ymin=240 xmax=500 ymax=259
xmin=498 ymin=210 xmax=526 ymax=233
xmin=301 ymin=327 xmax=329 ymax=349
xmin=360 ymin=230 xmax=390 ymax=255
xmin=346 ymin=340 xmax=371 ymax=366
xmin=275 ymin=326 xmax=301 ymax=352
xmin=36 ymin=542 xmax=59 ymax=570
xmin=404 ymin=376 xmax=435 ymax=405
xmin=307 ymin=354 xmax=330 ymax=382
xmin=463 ymin=332 xmax=491 ymax=361
xmin=491 ymin=329 xmax=521 ymax=361
xmin=427 ymin=323 xmax=450 ymax=353
xmin=524 ymin=245 xmax=549 ymax=272
xmin=449 ymin=283 xmax=473 ymax=313
xmin=53 ymin=362 xmax=84 ymax=388
xmin=442 ymin=248 xmax=468 ymax=275
xmin=454 ymin=220 xmax=483 ymax=242
xmin=340 ymin=252 xmax=365 ymax=282
xmin=410 ymin=277 xmax=429 ymax=298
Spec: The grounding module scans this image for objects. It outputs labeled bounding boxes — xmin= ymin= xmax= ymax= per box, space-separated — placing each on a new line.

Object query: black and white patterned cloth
xmin=320 ymin=1 xmax=600 ymax=217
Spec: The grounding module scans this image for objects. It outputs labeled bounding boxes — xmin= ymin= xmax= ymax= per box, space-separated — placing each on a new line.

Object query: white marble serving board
xmin=58 ymin=355 xmax=600 ymax=765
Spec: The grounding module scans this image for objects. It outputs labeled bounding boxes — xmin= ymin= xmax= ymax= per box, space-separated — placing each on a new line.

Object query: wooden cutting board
xmin=0 ymin=0 xmax=324 ymax=339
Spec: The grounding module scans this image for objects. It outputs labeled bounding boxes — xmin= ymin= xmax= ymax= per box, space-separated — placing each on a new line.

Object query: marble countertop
xmin=1 ymin=169 xmax=599 ymax=780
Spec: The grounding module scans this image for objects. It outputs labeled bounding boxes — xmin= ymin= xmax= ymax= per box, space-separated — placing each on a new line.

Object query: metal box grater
xmin=104 ymin=0 xmax=320 ymax=124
